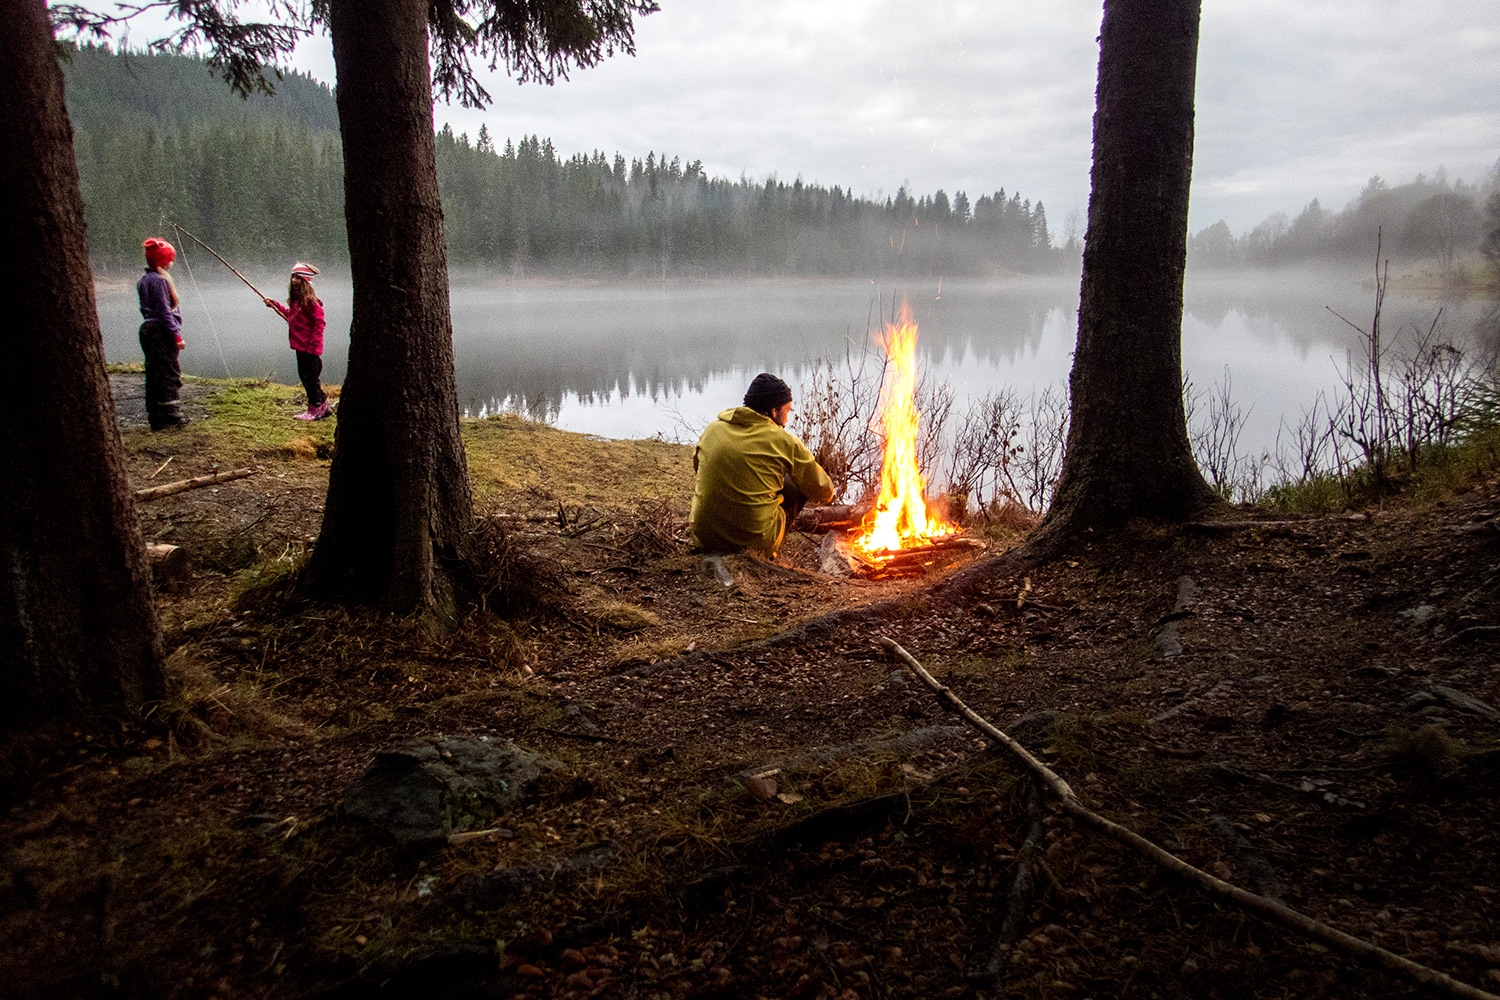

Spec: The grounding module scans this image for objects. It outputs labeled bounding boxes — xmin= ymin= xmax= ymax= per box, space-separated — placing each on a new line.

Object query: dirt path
xmin=109 ymin=371 xmax=216 ymax=428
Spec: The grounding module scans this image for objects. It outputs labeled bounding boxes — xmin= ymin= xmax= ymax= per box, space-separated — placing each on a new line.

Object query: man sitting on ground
xmin=690 ymin=373 xmax=835 ymax=557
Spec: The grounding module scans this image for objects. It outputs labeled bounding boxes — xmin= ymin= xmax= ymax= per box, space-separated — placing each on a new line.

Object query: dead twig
xmin=880 ymin=635 xmax=1500 ymax=1000
xmin=134 ymin=467 xmax=257 ymax=502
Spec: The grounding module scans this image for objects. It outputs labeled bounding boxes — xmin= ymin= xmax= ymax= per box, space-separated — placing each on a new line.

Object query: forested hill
xmin=64 ymin=44 xmax=1066 ymax=277
xmin=62 ymin=44 xmax=339 ymax=136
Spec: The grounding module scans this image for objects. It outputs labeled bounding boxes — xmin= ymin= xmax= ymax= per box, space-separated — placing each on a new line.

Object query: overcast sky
xmin=132 ymin=1 xmax=1500 ymax=237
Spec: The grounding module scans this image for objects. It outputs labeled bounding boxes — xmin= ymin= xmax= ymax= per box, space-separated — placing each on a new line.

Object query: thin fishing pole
xmin=175 ymin=237 xmax=234 ymax=379
xmin=171 ymin=222 xmax=268 ymax=300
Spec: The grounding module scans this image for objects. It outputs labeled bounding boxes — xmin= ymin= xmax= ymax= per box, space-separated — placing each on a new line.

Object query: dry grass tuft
xmin=587 ymin=600 xmax=662 ymax=633
xmin=1380 ymin=723 xmax=1467 ymax=778
xmin=280 ymin=436 xmax=330 ymax=460
xmin=150 ymin=645 xmax=305 ymax=746
xmin=470 ymin=516 xmax=571 ymax=617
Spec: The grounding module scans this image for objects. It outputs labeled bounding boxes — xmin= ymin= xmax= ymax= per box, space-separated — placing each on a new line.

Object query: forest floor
xmin=5 ymin=374 xmax=1500 ymax=1000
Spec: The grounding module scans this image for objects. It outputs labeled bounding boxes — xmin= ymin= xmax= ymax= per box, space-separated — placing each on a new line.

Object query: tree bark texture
xmin=308 ymin=0 xmax=476 ymax=612
xmin=1043 ymin=0 xmax=1216 ymax=534
xmin=0 ymin=0 xmax=164 ymax=729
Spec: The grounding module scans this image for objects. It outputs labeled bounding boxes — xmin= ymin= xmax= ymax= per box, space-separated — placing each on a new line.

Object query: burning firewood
xmin=815 ymin=304 xmax=981 ymax=580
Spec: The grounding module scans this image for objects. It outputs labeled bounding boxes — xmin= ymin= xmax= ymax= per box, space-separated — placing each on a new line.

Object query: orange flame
xmin=853 ymin=303 xmax=953 ymax=555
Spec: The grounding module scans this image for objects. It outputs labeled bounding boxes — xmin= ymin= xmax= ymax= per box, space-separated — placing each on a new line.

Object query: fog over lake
xmin=95 ymin=271 xmax=1497 ymax=459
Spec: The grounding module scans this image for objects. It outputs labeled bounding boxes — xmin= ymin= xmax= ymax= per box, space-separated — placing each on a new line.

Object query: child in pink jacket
xmin=263 ymin=262 xmax=330 ymax=421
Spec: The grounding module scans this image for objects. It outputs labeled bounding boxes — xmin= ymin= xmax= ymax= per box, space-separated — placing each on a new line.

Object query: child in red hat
xmin=137 ymin=238 xmax=188 ymax=430
xmin=263 ymin=262 xmax=330 ymax=421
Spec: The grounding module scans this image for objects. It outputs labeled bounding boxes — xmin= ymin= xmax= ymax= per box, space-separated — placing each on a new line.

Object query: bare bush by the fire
xmin=471 ymin=517 xmax=571 ymax=616
xmin=1185 ymin=367 xmax=1262 ymax=503
xmin=793 ymin=351 xmax=884 ymax=502
xmin=793 ymin=345 xmax=958 ymax=506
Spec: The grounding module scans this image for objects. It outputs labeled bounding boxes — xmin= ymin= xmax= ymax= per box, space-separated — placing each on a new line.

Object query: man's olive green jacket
xmin=690 ymin=406 xmax=834 ymax=555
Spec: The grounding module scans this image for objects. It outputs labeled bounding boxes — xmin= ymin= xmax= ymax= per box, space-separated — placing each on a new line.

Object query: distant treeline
xmin=1190 ymin=170 xmax=1500 ymax=272
xmin=435 ymin=127 xmax=1062 ymax=276
xmin=65 ymin=44 xmax=1066 ymax=276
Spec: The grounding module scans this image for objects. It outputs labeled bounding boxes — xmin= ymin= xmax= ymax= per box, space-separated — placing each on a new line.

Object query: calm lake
xmin=95 ymin=270 xmax=1497 ymax=459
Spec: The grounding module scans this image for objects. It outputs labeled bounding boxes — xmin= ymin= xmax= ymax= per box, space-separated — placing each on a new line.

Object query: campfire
xmin=809 ymin=303 xmax=984 ymax=579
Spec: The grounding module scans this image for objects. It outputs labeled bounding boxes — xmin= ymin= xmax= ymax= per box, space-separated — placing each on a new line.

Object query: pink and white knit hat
xmin=291 ymin=261 xmax=319 ymax=278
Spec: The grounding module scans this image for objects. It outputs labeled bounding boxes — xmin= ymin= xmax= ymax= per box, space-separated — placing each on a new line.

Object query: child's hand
xmin=175 ymin=336 xmax=186 ymax=351
xmin=263 ymin=297 xmax=276 ymax=308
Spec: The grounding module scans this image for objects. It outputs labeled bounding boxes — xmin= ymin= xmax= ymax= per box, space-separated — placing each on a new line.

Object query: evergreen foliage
xmin=65 ymin=44 xmax=1063 ymax=276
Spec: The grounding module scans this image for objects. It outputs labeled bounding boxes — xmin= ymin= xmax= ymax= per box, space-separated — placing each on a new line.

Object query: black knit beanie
xmin=743 ymin=373 xmax=793 ymax=414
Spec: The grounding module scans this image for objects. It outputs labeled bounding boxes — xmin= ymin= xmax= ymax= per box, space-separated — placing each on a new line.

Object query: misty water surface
xmin=94 ymin=270 xmax=1496 ymax=461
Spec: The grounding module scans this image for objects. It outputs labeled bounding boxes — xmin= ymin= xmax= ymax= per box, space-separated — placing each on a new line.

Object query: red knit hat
xmin=143 ymin=238 xmax=176 ymax=268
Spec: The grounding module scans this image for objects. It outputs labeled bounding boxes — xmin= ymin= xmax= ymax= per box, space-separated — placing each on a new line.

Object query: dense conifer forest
xmin=64 ymin=44 xmax=1064 ymax=277
xmin=66 ymin=44 xmax=1497 ymax=278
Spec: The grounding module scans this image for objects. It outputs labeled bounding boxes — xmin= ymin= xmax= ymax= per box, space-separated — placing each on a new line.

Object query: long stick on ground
xmin=878 ymin=635 xmax=1499 ymax=1000
xmin=134 ymin=467 xmax=258 ymax=503
xmin=171 ymin=223 xmax=267 ymax=300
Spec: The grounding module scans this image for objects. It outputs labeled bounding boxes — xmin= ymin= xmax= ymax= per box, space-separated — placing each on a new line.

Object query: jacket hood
xmin=718 ymin=406 xmax=777 ymax=427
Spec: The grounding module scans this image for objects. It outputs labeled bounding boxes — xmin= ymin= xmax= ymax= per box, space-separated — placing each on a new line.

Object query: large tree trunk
xmin=0 ymin=0 xmax=164 ymax=730
xmin=307 ymin=0 xmax=476 ymax=613
xmin=1040 ymin=0 xmax=1218 ymax=538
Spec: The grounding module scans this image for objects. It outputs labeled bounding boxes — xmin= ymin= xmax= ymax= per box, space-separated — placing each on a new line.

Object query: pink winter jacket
xmin=271 ymin=298 xmax=326 ymax=355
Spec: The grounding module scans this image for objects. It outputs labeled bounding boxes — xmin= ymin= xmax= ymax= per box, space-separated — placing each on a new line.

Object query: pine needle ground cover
xmin=5 ymin=375 xmax=1500 ymax=1000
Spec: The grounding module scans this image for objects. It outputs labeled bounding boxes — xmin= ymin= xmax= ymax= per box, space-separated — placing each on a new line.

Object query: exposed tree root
xmin=973 ymin=773 xmax=1047 ymax=993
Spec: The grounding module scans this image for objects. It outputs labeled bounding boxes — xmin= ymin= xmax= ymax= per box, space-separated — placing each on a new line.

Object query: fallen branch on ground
xmin=134 ymin=467 xmax=257 ymax=502
xmin=880 ymin=635 xmax=1500 ymax=1000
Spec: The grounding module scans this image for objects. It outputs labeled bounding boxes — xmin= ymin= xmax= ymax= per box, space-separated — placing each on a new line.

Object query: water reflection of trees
xmin=450 ymin=280 xmax=1071 ymax=419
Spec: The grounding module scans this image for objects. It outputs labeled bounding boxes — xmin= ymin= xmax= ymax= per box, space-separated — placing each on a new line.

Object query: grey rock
xmin=343 ymin=737 xmax=559 ymax=844
xmin=1400 ymin=605 xmax=1437 ymax=623
xmin=1403 ymin=690 xmax=1440 ymax=711
xmin=1427 ymin=684 xmax=1500 ymax=721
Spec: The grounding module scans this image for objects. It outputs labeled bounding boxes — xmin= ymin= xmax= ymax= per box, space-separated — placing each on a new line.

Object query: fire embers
xmin=819 ymin=530 xmax=985 ymax=580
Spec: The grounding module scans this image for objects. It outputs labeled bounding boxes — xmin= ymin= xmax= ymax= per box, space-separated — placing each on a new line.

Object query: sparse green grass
xmin=462 ymin=412 xmax=693 ymax=509
xmin=113 ymin=376 xmax=694 ymax=511
xmin=1261 ymin=424 xmax=1500 ymax=516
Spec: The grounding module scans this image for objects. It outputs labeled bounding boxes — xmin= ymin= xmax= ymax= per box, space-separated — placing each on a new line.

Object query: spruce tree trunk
xmin=0 ymin=0 xmax=163 ymax=729
xmin=1042 ymin=0 xmax=1217 ymax=536
xmin=307 ymin=0 xmax=476 ymax=613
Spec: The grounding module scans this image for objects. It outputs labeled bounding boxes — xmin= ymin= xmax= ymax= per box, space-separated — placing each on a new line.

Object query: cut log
xmin=134 ymin=467 xmax=258 ymax=502
xmin=792 ymin=503 xmax=870 ymax=533
xmin=146 ymin=543 xmax=191 ymax=591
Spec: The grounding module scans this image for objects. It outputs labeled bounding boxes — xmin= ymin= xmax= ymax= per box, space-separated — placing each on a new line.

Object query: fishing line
xmin=173 ymin=231 xmax=234 ymax=379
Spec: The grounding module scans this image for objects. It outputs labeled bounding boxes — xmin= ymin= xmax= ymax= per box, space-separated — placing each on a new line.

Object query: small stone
xmin=1181 ymin=958 xmax=1200 ymax=976
xmin=890 ymin=669 xmax=909 ymax=686
xmin=746 ymin=776 xmax=778 ymax=801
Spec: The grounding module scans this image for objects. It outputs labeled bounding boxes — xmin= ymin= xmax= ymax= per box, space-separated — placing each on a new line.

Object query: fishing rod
xmin=170 ymin=223 xmax=268 ymax=300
